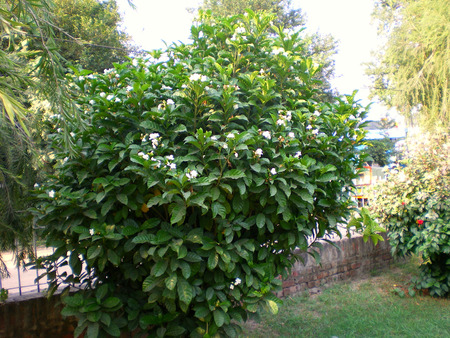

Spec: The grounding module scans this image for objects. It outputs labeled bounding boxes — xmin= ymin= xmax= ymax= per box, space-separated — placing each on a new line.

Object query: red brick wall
xmin=277 ymin=234 xmax=394 ymax=297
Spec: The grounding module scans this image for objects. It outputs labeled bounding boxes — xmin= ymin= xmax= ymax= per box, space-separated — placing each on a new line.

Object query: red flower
xmin=401 ymin=202 xmax=406 ymax=205
xmin=417 ymin=219 xmax=424 ymax=225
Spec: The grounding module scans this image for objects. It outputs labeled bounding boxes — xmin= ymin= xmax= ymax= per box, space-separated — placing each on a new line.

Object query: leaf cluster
xmin=34 ymin=10 xmax=368 ymax=336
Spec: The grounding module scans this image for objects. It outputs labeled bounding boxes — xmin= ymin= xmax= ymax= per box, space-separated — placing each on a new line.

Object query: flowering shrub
xmin=34 ymin=10 xmax=368 ymax=337
xmin=370 ymin=133 xmax=450 ymax=297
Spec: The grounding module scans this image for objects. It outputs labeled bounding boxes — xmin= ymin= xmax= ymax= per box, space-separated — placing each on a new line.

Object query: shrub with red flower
xmin=369 ymin=133 xmax=450 ymax=297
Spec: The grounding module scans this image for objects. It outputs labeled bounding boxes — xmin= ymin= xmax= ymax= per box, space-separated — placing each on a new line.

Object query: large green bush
xmin=34 ymin=11 xmax=368 ymax=337
xmin=370 ymin=133 xmax=450 ymax=297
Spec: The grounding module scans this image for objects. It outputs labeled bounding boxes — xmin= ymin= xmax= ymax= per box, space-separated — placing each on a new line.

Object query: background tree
xmin=366 ymin=0 xmax=450 ymax=129
xmin=52 ymin=0 xmax=131 ymax=73
xmin=193 ymin=0 xmax=338 ymax=101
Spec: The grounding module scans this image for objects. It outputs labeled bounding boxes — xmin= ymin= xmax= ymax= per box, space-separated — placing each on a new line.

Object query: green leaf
xmin=86 ymin=323 xmax=99 ymax=338
xmin=208 ymin=252 xmax=219 ymax=270
xmin=101 ymin=198 xmax=115 ymax=216
xmin=222 ymin=169 xmax=246 ymax=180
xmin=102 ymin=297 xmax=121 ymax=309
xmin=270 ymin=185 xmax=277 ymax=197
xmin=142 ymin=276 xmax=161 ymax=292
xmin=212 ymin=202 xmax=227 ymax=218
xmin=108 ymin=249 xmax=121 ymax=266
xmin=103 ymin=322 xmax=121 ymax=337
xmin=256 ymin=213 xmax=266 ymax=228
xmin=266 ymin=299 xmax=279 ymax=314
xmin=317 ymin=173 xmax=336 ymax=182
xmin=87 ymin=246 xmax=102 ymax=260
xmin=117 ymin=194 xmax=128 ymax=205
xmin=177 ymin=278 xmax=193 ymax=305
xmin=83 ymin=209 xmax=97 ymax=219
xmin=213 ymin=308 xmax=227 ymax=327
xmin=165 ymin=274 xmax=178 ymax=291
xmin=171 ymin=203 xmax=186 ymax=224
xmin=153 ymin=260 xmax=168 ymax=277
xmin=297 ymin=190 xmax=313 ymax=205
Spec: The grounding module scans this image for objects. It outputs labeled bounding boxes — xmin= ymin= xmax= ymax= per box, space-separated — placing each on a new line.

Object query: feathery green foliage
xmin=367 ymin=0 xmax=450 ymax=129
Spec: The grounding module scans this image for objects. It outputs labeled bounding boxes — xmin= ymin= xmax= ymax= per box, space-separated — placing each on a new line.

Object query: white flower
xmin=181 ymin=84 xmax=187 ymax=89
xmin=89 ymin=229 xmax=94 ymax=236
xmin=286 ymin=111 xmax=292 ymax=121
xmin=186 ymin=170 xmax=199 ymax=180
xmin=63 ymin=157 xmax=69 ymax=163
xmin=201 ymin=75 xmax=208 ymax=82
xmin=106 ymin=94 xmax=114 ymax=101
xmin=87 ymin=74 xmax=95 ymax=79
xmin=189 ymin=73 xmax=201 ymax=81
xmin=100 ymin=92 xmax=106 ymax=98
xmin=227 ymin=133 xmax=235 ymax=139
xmin=48 ymin=190 xmax=55 ymax=198
xmin=152 ymin=139 xmax=159 ymax=149
xmin=34 ymin=183 xmax=39 ymax=188
xmin=312 ymin=129 xmax=319 ymax=135
xmin=115 ymin=98 xmax=120 ymax=103
xmin=270 ymin=168 xmax=277 ymax=175
xmin=306 ymin=125 xmax=313 ymax=130
xmin=149 ymin=133 xmax=160 ymax=140
xmin=272 ymin=47 xmax=285 ymax=55
xmin=294 ymin=151 xmax=302 ymax=158
xmin=78 ymin=76 xmax=84 ymax=81
xmin=234 ymin=277 xmax=241 ymax=285
xmin=277 ymin=119 xmax=286 ymax=126
xmin=262 ymin=131 xmax=271 ymax=139
xmin=233 ymin=104 xmax=239 ymax=110
xmin=314 ymin=111 xmax=320 ymax=117
xmin=230 ymin=284 xmax=234 ymax=290
xmin=234 ymin=152 xmax=238 ymax=158
xmin=288 ymin=132 xmax=295 ymax=138
xmin=211 ymin=136 xmax=218 ymax=140
xmin=255 ymin=148 xmax=263 ymax=157
xmin=89 ymin=100 xmax=95 ymax=105
xmin=70 ymin=132 xmax=75 ymax=137
xmin=167 ymin=99 xmax=175 ymax=105
xmin=166 ymin=155 xmax=174 ymax=161
xmin=235 ymin=27 xmax=245 ymax=34
xmin=161 ymin=85 xmax=172 ymax=90
xmin=169 ymin=163 xmax=176 ymax=170
xmin=223 ymin=144 xmax=228 ymax=149
xmin=57 ymin=128 xmax=62 ymax=133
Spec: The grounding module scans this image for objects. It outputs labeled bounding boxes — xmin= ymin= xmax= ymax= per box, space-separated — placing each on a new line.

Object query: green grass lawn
xmin=241 ymin=259 xmax=450 ymax=337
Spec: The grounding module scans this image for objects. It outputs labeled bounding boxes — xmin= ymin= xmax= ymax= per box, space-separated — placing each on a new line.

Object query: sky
xmin=116 ymin=0 xmax=391 ymax=121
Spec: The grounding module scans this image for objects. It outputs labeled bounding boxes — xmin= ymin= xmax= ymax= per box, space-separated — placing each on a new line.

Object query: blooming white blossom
xmin=57 ymin=128 xmax=62 ymax=133
xmin=272 ymin=47 xmax=285 ymax=55
xmin=186 ymin=170 xmax=199 ymax=180
xmin=227 ymin=133 xmax=235 ymax=139
xmin=233 ymin=104 xmax=239 ymax=110
xmin=234 ymin=278 xmax=241 ymax=285
xmin=270 ymin=168 xmax=277 ymax=175
xmin=211 ymin=136 xmax=218 ymax=140
xmin=34 ymin=183 xmax=39 ymax=188
xmin=189 ymin=73 xmax=201 ymax=81
xmin=166 ymin=155 xmax=174 ymax=161
xmin=78 ymin=76 xmax=84 ymax=81
xmin=314 ymin=111 xmax=320 ymax=117
xmin=63 ymin=157 xmax=69 ymax=163
xmin=169 ymin=163 xmax=176 ymax=170
xmin=230 ymin=284 xmax=235 ymax=290
xmin=89 ymin=229 xmax=94 ymax=236
xmin=138 ymin=152 xmax=150 ymax=160
xmin=286 ymin=111 xmax=292 ymax=121
xmin=106 ymin=94 xmax=114 ymax=101
xmin=201 ymin=75 xmax=208 ymax=82
xmin=151 ymin=157 xmax=162 ymax=168
xmin=48 ymin=190 xmax=55 ymax=198
xmin=255 ymin=148 xmax=263 ymax=157
xmin=89 ymin=100 xmax=95 ymax=105
xmin=294 ymin=151 xmax=302 ymax=158
xmin=234 ymin=152 xmax=238 ymax=158
xmin=223 ymin=144 xmax=228 ymax=149
xmin=126 ymin=85 xmax=133 ymax=92
xmin=235 ymin=27 xmax=245 ymax=34
xmin=161 ymin=85 xmax=172 ymax=90
xmin=152 ymin=139 xmax=159 ymax=149
xmin=262 ymin=131 xmax=271 ymax=139
xmin=181 ymin=84 xmax=187 ymax=89
xmin=277 ymin=119 xmax=286 ymax=126
xmin=149 ymin=133 xmax=160 ymax=140
xmin=115 ymin=97 xmax=120 ymax=103
xmin=312 ymin=129 xmax=319 ymax=135
xmin=70 ymin=132 xmax=75 ymax=137
xmin=100 ymin=92 xmax=106 ymax=98
xmin=167 ymin=99 xmax=175 ymax=105
xmin=306 ymin=125 xmax=313 ymax=130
